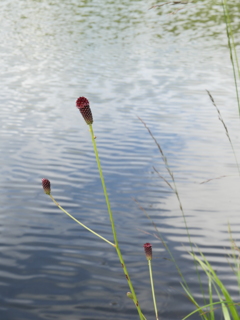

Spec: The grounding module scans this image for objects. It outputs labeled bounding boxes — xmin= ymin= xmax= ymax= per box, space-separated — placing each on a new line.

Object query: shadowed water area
xmin=1 ymin=0 xmax=240 ymax=319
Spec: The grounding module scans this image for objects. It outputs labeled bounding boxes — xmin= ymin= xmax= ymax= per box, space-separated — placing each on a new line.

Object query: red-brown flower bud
xmin=42 ymin=178 xmax=51 ymax=195
xmin=143 ymin=243 xmax=152 ymax=260
xmin=76 ymin=97 xmax=93 ymax=125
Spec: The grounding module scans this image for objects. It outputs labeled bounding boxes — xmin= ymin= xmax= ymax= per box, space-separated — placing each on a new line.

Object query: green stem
xmin=222 ymin=0 xmax=240 ymax=115
xmin=148 ymin=260 xmax=159 ymax=320
xmin=89 ymin=124 xmax=144 ymax=320
xmin=223 ymin=0 xmax=240 ymax=78
xmin=139 ymin=118 xmax=206 ymax=308
xmin=49 ymin=194 xmax=115 ymax=247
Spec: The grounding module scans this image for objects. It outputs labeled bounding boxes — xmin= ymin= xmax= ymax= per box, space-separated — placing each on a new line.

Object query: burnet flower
xmin=42 ymin=178 xmax=51 ymax=195
xmin=143 ymin=242 xmax=152 ymax=261
xmin=76 ymin=97 xmax=93 ymax=125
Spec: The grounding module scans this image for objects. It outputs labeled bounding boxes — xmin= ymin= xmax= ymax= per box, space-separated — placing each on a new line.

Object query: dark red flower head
xmin=42 ymin=178 xmax=51 ymax=195
xmin=76 ymin=97 xmax=93 ymax=125
xmin=143 ymin=243 xmax=152 ymax=260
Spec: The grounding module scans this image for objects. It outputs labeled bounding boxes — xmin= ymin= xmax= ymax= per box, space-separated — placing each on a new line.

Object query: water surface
xmin=1 ymin=0 xmax=240 ymax=319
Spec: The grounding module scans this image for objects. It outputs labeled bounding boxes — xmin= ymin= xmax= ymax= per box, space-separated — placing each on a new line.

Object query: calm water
xmin=1 ymin=0 xmax=240 ymax=319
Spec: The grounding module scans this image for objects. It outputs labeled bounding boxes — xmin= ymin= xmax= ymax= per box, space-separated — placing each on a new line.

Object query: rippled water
xmin=1 ymin=0 xmax=240 ymax=319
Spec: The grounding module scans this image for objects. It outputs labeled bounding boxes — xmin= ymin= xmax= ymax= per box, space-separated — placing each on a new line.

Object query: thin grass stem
xmin=139 ymin=117 xmax=207 ymax=308
xmin=228 ymin=224 xmax=240 ymax=294
xmin=222 ymin=0 xmax=240 ymax=115
xmin=134 ymin=198 xmax=190 ymax=291
xmin=138 ymin=117 xmax=193 ymax=247
xmin=181 ymin=284 xmax=210 ymax=320
xmin=208 ymin=277 xmax=214 ymax=320
xmin=181 ymin=300 xmax=239 ymax=320
xmin=206 ymin=90 xmax=240 ymax=176
xmin=190 ymin=251 xmax=240 ymax=320
xmin=222 ymin=0 xmax=240 ymax=78
xmin=148 ymin=259 xmax=159 ymax=320
xmin=89 ymin=124 xmax=145 ymax=320
xmin=49 ymin=194 xmax=116 ymax=247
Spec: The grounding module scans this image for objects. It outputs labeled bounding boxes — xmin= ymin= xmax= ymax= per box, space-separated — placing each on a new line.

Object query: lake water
xmin=1 ymin=0 xmax=240 ymax=319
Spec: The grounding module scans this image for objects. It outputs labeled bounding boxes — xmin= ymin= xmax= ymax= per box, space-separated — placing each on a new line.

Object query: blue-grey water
xmin=1 ymin=0 xmax=240 ymax=319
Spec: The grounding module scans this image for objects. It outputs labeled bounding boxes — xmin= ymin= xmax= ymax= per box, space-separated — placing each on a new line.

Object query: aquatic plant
xmin=76 ymin=97 xmax=145 ymax=319
xmin=182 ymin=245 xmax=240 ymax=320
xmin=144 ymin=243 xmax=159 ymax=320
xmin=42 ymin=94 xmax=240 ymax=319
xmin=41 ymin=178 xmax=115 ymax=247
xmin=222 ymin=0 xmax=240 ymax=115
xmin=206 ymin=90 xmax=240 ymax=176
xmin=40 ymin=2 xmax=240 ymax=318
xmin=42 ymin=97 xmax=149 ymax=320
xmin=138 ymin=88 xmax=240 ymax=319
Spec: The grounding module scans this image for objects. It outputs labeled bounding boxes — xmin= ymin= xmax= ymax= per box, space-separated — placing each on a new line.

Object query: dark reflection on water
xmin=1 ymin=0 xmax=240 ymax=319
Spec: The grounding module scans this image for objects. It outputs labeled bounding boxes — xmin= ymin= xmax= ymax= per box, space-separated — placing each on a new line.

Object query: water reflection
xmin=1 ymin=0 xmax=240 ymax=319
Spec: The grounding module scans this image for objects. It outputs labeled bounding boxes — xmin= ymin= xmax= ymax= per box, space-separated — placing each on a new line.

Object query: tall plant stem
xmin=49 ymin=194 xmax=115 ymax=247
xmin=148 ymin=260 xmax=159 ymax=320
xmin=222 ymin=0 xmax=240 ymax=115
xmin=207 ymin=90 xmax=240 ymax=176
xmin=139 ymin=117 xmax=207 ymax=306
xmin=135 ymin=198 xmax=190 ymax=291
xmin=138 ymin=117 xmax=193 ymax=248
xmin=89 ymin=124 xmax=144 ymax=320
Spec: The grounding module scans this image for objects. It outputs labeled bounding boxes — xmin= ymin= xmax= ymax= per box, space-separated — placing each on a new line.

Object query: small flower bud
xmin=76 ymin=97 xmax=93 ymax=125
xmin=126 ymin=292 xmax=134 ymax=300
xmin=42 ymin=178 xmax=51 ymax=195
xmin=143 ymin=243 xmax=152 ymax=261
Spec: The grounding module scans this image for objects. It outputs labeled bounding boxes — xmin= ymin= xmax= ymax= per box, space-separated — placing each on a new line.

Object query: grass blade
xmin=222 ymin=0 xmax=240 ymax=114
xmin=190 ymin=252 xmax=239 ymax=320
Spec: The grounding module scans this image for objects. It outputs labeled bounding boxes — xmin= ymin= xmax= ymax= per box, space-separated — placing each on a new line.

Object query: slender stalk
xmin=89 ymin=124 xmax=144 ymax=320
xmin=135 ymin=198 xmax=190 ymax=291
xmin=139 ymin=117 xmax=207 ymax=307
xmin=228 ymin=224 xmax=240 ymax=294
xmin=148 ymin=260 xmax=159 ymax=320
xmin=222 ymin=0 xmax=240 ymax=78
xmin=138 ymin=117 xmax=193 ymax=247
xmin=222 ymin=0 xmax=240 ymax=115
xmin=206 ymin=90 xmax=240 ymax=176
xmin=49 ymin=194 xmax=115 ymax=247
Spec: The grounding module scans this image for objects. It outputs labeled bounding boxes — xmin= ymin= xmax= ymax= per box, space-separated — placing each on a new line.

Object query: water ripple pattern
xmin=1 ymin=0 xmax=240 ymax=319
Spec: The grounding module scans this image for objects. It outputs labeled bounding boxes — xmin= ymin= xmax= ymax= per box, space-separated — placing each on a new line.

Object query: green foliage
xmin=182 ymin=249 xmax=240 ymax=320
xmin=222 ymin=0 xmax=240 ymax=115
